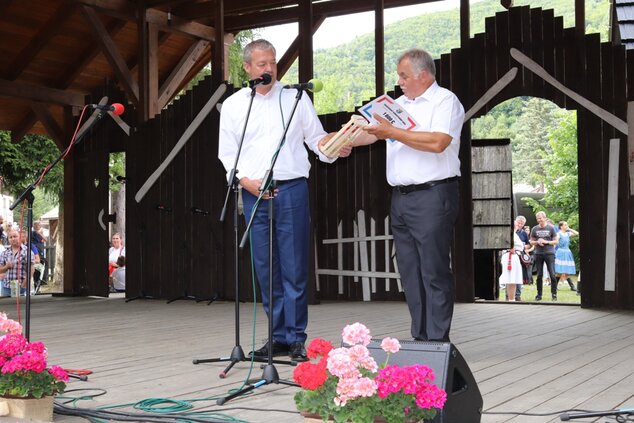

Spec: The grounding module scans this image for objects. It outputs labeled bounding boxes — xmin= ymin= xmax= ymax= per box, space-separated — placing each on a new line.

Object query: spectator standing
xmin=530 ymin=211 xmax=559 ymax=301
xmin=0 ymin=229 xmax=35 ymax=296
xmin=356 ymin=47 xmax=464 ymax=341
xmin=108 ymin=233 xmax=125 ymax=277
xmin=555 ymin=221 xmax=578 ymax=291
xmin=499 ymin=224 xmax=524 ymax=301
xmin=218 ymin=39 xmax=349 ymax=361
xmin=514 ymin=216 xmax=530 ymax=299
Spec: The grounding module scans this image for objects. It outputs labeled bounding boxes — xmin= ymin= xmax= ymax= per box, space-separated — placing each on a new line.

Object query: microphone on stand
xmin=243 ymin=74 xmax=272 ymax=88
xmin=88 ymin=103 xmax=125 ymax=116
xmin=283 ymin=79 xmax=323 ymax=93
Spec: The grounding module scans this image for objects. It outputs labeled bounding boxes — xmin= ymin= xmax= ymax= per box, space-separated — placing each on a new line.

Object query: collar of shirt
xmin=401 ymin=81 xmax=439 ymax=105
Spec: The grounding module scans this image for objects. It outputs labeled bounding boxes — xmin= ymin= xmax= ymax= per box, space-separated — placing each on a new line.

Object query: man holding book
xmin=354 ymin=48 xmax=465 ymax=342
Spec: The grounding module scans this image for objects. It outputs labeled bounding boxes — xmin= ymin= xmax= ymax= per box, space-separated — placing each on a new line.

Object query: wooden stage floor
xmin=1 ymin=295 xmax=633 ymax=422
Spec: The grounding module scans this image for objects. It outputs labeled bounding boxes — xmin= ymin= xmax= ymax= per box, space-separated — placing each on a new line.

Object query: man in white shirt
xmin=218 ymin=39 xmax=351 ymax=361
xmin=355 ymin=48 xmax=464 ymax=342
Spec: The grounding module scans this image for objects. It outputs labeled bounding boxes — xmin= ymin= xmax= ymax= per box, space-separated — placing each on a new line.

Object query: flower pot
xmin=0 ymin=395 xmax=54 ymax=422
xmin=300 ymin=411 xmax=421 ymax=423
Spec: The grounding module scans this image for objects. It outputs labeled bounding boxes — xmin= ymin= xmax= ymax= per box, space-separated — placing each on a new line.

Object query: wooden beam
xmin=158 ymin=39 xmax=210 ymax=109
xmin=224 ymin=0 xmax=443 ymax=31
xmin=74 ymin=0 xmax=136 ymax=21
xmin=138 ymin=7 xmax=159 ymax=121
xmin=375 ymin=0 xmax=385 ymax=97
xmin=80 ymin=5 xmax=140 ymax=105
xmin=276 ymin=16 xmax=325 ymax=78
xmin=575 ymin=0 xmax=585 ymax=37
xmin=145 ymin=8 xmax=216 ymax=41
xmin=11 ymin=20 xmax=128 ymax=143
xmin=0 ymin=78 xmax=84 ymax=106
xmin=5 ymin=2 xmax=76 ymax=81
xmin=29 ymin=102 xmax=65 ymax=149
xmin=77 ymin=0 xmax=216 ymax=41
xmin=298 ymin=0 xmax=314 ymax=90
xmin=212 ymin=0 xmax=224 ymax=88
xmin=460 ymin=0 xmax=470 ymax=47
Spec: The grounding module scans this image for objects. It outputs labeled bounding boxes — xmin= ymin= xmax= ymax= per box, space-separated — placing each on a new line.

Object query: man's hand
xmin=240 ymin=177 xmax=277 ymax=199
xmin=318 ymin=133 xmax=352 ymax=158
xmin=363 ymin=113 xmax=396 ymax=140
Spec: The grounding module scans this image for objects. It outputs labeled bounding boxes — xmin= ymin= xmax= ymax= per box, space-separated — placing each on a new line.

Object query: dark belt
xmin=395 ymin=176 xmax=459 ymax=194
xmin=275 ymin=177 xmax=306 ymax=186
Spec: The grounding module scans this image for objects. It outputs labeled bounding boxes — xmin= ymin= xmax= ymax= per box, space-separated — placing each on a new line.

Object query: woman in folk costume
xmin=555 ymin=221 xmax=578 ymax=291
xmin=499 ymin=229 xmax=524 ymax=301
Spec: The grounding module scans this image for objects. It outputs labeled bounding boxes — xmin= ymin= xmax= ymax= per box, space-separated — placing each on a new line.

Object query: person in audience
xmin=108 ymin=233 xmax=125 ymax=277
xmin=0 ymin=229 xmax=34 ymax=296
xmin=555 ymin=221 xmax=578 ymax=292
xmin=530 ymin=211 xmax=559 ymax=301
xmin=110 ymin=255 xmax=126 ymax=293
xmin=499 ymin=221 xmax=524 ymax=301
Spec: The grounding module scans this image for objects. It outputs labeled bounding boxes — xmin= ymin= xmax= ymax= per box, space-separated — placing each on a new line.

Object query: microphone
xmin=191 ymin=207 xmax=209 ymax=215
xmin=283 ymin=79 xmax=323 ymax=93
xmin=88 ymin=103 xmax=125 ymax=116
xmin=156 ymin=204 xmax=172 ymax=212
xmin=243 ymin=73 xmax=272 ymax=88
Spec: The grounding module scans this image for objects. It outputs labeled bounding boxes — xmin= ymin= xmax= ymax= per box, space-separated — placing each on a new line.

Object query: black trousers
xmin=534 ymin=253 xmax=557 ymax=296
xmin=391 ymin=181 xmax=459 ymax=342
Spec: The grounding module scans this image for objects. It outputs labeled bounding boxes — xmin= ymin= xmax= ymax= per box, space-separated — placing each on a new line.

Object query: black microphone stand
xmin=9 ymin=108 xmax=110 ymax=341
xmin=217 ymin=87 xmax=306 ymax=406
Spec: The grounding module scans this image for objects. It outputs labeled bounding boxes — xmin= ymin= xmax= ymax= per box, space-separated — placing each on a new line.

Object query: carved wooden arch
xmin=436 ymin=5 xmax=633 ymax=309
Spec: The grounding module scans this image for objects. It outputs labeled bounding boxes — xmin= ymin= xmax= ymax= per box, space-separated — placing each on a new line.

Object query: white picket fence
xmin=315 ymin=209 xmax=402 ymax=301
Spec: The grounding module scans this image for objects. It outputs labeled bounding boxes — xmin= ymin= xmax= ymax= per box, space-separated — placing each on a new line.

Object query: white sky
xmin=260 ymin=0 xmax=463 ymax=52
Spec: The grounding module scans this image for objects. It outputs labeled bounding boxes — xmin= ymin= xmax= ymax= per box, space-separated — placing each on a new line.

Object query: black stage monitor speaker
xmin=367 ymin=340 xmax=482 ymax=423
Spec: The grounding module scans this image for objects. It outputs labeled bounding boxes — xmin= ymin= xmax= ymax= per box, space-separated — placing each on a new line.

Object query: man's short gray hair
xmin=243 ymin=39 xmax=276 ymax=63
xmin=515 ymin=215 xmax=526 ymax=223
xmin=397 ymin=48 xmax=436 ymax=78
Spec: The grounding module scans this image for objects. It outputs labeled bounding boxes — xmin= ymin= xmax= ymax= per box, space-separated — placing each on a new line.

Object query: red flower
xmin=293 ymin=359 xmax=328 ymax=390
xmin=307 ymin=338 xmax=334 ymax=359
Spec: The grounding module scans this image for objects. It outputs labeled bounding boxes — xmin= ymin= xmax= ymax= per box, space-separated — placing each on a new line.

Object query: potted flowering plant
xmin=0 ymin=312 xmax=68 ymax=421
xmin=293 ymin=323 xmax=446 ymax=423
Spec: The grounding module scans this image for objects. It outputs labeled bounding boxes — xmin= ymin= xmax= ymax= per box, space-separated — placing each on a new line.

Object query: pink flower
xmin=48 ymin=365 xmax=69 ymax=382
xmin=327 ymin=347 xmax=360 ymax=379
xmin=334 ymin=376 xmax=377 ymax=406
xmin=342 ymin=323 xmax=372 ymax=346
xmin=380 ymin=337 xmax=401 ymax=354
xmin=0 ymin=333 xmax=27 ymax=359
xmin=0 ymin=313 xmax=23 ymax=335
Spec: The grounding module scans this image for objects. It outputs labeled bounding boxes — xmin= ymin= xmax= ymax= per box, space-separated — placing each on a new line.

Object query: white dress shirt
xmin=218 ymin=82 xmax=334 ymax=182
xmin=386 ymin=81 xmax=465 ymax=186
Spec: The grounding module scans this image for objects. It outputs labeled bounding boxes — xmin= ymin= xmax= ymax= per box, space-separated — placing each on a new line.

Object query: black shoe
xmin=567 ymin=278 xmax=577 ymax=291
xmin=552 ymin=294 xmax=557 ymax=301
xmin=249 ymin=341 xmax=289 ymax=358
xmin=289 ymin=341 xmax=308 ymax=362
xmin=535 ymin=295 xmax=542 ymax=301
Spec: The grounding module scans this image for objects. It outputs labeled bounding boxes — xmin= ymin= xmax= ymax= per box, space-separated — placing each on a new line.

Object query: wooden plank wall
xmin=74 ymin=5 xmax=634 ymax=309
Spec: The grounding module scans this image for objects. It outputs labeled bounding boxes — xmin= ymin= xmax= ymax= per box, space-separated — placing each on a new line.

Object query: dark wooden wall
xmin=73 ymin=5 xmax=634 ymax=309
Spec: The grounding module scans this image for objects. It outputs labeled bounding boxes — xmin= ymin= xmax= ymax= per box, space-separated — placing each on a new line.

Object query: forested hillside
xmin=283 ymin=0 xmax=610 ymax=114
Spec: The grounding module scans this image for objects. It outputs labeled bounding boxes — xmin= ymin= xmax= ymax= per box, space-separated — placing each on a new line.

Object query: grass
xmin=501 ymin=275 xmax=581 ymax=304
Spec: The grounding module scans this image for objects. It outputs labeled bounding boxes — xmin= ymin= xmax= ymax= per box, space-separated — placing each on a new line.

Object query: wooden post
xmin=605 ymin=138 xmax=619 ymax=292
xmin=375 ymin=0 xmax=384 ymax=97
xmin=298 ymin=0 xmax=313 ymax=97
xmin=212 ymin=0 xmax=225 ymax=88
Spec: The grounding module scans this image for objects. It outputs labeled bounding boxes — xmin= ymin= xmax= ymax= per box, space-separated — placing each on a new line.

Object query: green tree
xmin=0 ymin=131 xmax=63 ymax=221
xmin=512 ymin=98 xmax=564 ymax=187
xmin=525 ymin=112 xmax=579 ymax=261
